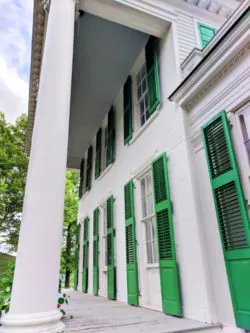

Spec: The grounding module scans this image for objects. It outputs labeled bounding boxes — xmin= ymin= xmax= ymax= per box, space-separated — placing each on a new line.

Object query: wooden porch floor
xmin=63 ymin=291 xmax=221 ymax=332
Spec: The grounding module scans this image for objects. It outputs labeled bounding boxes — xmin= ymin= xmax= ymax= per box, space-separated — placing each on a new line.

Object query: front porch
xmin=63 ymin=291 xmax=221 ymax=333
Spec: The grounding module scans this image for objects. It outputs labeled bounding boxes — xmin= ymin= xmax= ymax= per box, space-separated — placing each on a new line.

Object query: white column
xmin=1 ymin=0 xmax=76 ymax=332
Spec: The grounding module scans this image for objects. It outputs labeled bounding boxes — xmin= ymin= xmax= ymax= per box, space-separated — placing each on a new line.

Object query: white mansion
xmin=1 ymin=0 xmax=249 ymax=332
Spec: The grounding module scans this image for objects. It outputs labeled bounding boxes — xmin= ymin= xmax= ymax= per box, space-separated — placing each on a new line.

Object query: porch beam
xmin=1 ymin=0 xmax=76 ymax=332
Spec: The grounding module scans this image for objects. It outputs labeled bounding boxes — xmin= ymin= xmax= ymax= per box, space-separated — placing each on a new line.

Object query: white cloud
xmin=0 ymin=0 xmax=33 ymax=123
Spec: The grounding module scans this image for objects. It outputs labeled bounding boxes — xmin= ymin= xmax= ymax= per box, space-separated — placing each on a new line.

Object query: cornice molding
xmin=189 ymin=67 xmax=249 ymax=151
xmin=181 ymin=0 xmax=242 ymax=18
xmin=169 ymin=7 xmax=249 ymax=106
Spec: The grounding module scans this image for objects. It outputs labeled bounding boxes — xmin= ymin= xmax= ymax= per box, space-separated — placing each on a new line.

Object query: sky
xmin=0 ymin=0 xmax=33 ymax=123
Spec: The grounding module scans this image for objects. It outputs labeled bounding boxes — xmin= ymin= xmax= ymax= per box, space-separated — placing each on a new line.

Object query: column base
xmin=0 ymin=310 xmax=65 ymax=333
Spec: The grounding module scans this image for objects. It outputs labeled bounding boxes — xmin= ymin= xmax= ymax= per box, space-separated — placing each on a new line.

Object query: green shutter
xmin=86 ymin=146 xmax=93 ymax=191
xmin=123 ymin=76 xmax=133 ymax=144
xmin=198 ymin=23 xmax=216 ymax=48
xmin=152 ymin=153 xmax=182 ymax=316
xmin=79 ymin=159 xmax=84 ymax=199
xmin=106 ymin=107 xmax=115 ymax=167
xmin=93 ymin=208 xmax=99 ymax=296
xmin=95 ymin=129 xmax=102 ymax=179
xmin=82 ymin=217 xmax=89 ymax=293
xmin=74 ymin=224 xmax=80 ymax=290
xmin=145 ymin=36 xmax=161 ymax=115
xmin=106 ymin=196 xmax=116 ymax=300
xmin=202 ymin=111 xmax=250 ymax=330
xmin=124 ymin=180 xmax=139 ymax=305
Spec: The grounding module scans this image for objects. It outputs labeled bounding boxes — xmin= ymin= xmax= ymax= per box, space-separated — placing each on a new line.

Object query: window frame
xmin=230 ymin=103 xmax=250 ymax=209
xmin=139 ymin=171 xmax=158 ymax=266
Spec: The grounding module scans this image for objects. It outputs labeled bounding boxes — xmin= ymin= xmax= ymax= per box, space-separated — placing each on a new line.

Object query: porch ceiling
xmin=67 ymin=13 xmax=148 ymax=169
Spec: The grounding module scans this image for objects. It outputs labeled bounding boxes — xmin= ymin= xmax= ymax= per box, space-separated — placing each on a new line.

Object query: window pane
xmin=142 ymin=78 xmax=147 ymax=93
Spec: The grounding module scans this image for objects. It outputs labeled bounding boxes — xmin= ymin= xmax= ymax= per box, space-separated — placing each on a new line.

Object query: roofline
xmin=169 ymin=1 xmax=249 ymax=102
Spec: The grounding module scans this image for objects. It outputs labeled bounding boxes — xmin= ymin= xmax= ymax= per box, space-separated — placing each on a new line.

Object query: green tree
xmin=61 ymin=171 xmax=79 ymax=288
xmin=0 ymin=113 xmax=28 ymax=251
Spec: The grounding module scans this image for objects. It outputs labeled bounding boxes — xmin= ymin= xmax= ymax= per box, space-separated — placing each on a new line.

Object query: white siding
xmin=176 ymin=12 xmax=198 ymax=64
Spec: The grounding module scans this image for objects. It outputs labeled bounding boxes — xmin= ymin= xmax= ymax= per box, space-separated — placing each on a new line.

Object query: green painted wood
xmin=152 ymin=153 xmax=182 ymax=316
xmin=79 ymin=159 xmax=84 ymax=199
xmin=106 ymin=196 xmax=116 ymax=300
xmin=93 ymin=208 xmax=99 ymax=296
xmin=95 ymin=129 xmax=102 ymax=179
xmin=202 ymin=111 xmax=250 ymax=330
xmin=82 ymin=217 xmax=89 ymax=293
xmin=198 ymin=23 xmax=216 ymax=48
xmin=106 ymin=107 xmax=115 ymax=167
xmin=145 ymin=36 xmax=161 ymax=115
xmin=74 ymin=224 xmax=80 ymax=290
xmin=124 ymin=180 xmax=139 ymax=306
xmin=86 ymin=146 xmax=93 ymax=191
xmin=123 ymin=76 xmax=133 ymax=144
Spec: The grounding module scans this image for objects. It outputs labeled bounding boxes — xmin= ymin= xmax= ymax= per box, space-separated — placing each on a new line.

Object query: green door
xmin=124 ymin=180 xmax=139 ymax=306
xmin=74 ymin=224 xmax=80 ymax=290
xmin=82 ymin=217 xmax=89 ymax=293
xmin=152 ymin=153 xmax=182 ymax=316
xmin=106 ymin=196 xmax=116 ymax=300
xmin=202 ymin=111 xmax=250 ymax=330
xmin=93 ymin=208 xmax=99 ymax=296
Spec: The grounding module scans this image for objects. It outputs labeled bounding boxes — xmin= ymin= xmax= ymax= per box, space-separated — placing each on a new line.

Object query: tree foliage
xmin=0 ymin=113 xmax=28 ymax=251
xmin=61 ymin=171 xmax=79 ymax=287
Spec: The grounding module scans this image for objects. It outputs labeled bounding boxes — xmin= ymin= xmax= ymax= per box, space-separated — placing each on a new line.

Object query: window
xmin=238 ymin=108 xmax=250 ymax=164
xmin=102 ymin=125 xmax=108 ymax=171
xmin=101 ymin=202 xmax=108 ymax=269
xmin=140 ymin=172 xmax=158 ymax=264
xmin=123 ymin=36 xmax=160 ymax=143
xmin=79 ymin=158 xmax=85 ymax=198
xmin=136 ymin=64 xmax=150 ymax=128
xmin=95 ymin=128 xmax=102 ymax=179
xmin=86 ymin=146 xmax=93 ymax=191
xmin=198 ymin=23 xmax=216 ymax=48
xmin=232 ymin=104 xmax=250 ymax=212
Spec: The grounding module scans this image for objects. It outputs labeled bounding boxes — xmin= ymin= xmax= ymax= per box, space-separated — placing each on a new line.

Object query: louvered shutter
xmin=152 ymin=153 xmax=182 ymax=316
xmin=93 ymin=208 xmax=99 ymax=296
xmin=106 ymin=107 xmax=115 ymax=166
xmin=202 ymin=111 xmax=250 ymax=330
xmin=123 ymin=77 xmax=133 ymax=144
xmin=82 ymin=217 xmax=89 ymax=293
xmin=86 ymin=146 xmax=93 ymax=191
xmin=198 ymin=23 xmax=216 ymax=48
xmin=74 ymin=224 xmax=80 ymax=290
xmin=95 ymin=129 xmax=102 ymax=179
xmin=79 ymin=159 xmax=84 ymax=199
xmin=106 ymin=196 xmax=116 ymax=300
xmin=124 ymin=180 xmax=139 ymax=305
xmin=145 ymin=36 xmax=161 ymax=115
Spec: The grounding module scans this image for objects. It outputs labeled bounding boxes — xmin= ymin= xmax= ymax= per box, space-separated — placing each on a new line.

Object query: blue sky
xmin=0 ymin=0 xmax=33 ymax=122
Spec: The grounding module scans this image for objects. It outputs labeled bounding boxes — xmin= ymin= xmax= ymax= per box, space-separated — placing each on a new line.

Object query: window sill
xmin=96 ymin=164 xmax=113 ymax=182
xmin=128 ymin=109 xmax=160 ymax=146
xmin=146 ymin=263 xmax=159 ymax=269
xmin=80 ymin=191 xmax=89 ymax=201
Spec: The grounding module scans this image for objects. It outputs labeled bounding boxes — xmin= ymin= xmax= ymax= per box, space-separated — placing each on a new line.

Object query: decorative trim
xmin=189 ymin=68 xmax=249 ymax=151
xmin=40 ymin=0 xmax=50 ymax=12
xmin=169 ymin=8 xmax=249 ymax=106
xmin=181 ymin=0 xmax=241 ymax=19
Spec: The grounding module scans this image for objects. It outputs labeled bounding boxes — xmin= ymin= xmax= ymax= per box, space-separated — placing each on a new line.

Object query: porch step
xmin=64 ymin=291 xmax=223 ymax=333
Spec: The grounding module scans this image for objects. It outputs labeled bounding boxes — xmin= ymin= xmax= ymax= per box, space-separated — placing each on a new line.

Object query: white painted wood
xmin=0 ymin=0 xmax=75 ymax=332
